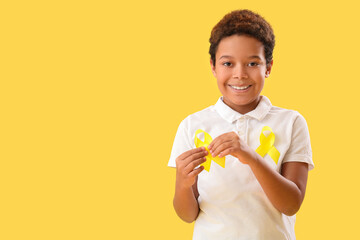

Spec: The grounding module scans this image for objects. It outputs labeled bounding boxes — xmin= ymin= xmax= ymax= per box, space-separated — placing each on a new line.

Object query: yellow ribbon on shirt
xmin=194 ymin=129 xmax=225 ymax=172
xmin=255 ymin=126 xmax=280 ymax=164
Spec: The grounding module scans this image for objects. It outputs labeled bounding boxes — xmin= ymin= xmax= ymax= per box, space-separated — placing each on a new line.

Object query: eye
xmin=222 ymin=62 xmax=232 ymax=67
xmin=248 ymin=62 xmax=260 ymax=67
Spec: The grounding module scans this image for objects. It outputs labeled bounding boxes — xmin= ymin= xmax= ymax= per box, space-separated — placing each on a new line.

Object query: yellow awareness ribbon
xmin=255 ymin=126 xmax=280 ymax=164
xmin=194 ymin=129 xmax=225 ymax=172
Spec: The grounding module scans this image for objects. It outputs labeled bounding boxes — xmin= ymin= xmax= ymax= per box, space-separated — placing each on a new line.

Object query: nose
xmin=233 ymin=64 xmax=248 ymax=79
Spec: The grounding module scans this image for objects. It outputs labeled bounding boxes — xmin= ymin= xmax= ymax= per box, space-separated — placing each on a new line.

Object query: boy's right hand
xmin=175 ymin=147 xmax=208 ymax=189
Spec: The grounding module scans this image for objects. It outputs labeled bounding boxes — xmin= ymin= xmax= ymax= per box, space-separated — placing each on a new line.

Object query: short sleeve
xmin=168 ymin=119 xmax=194 ymax=168
xmin=282 ymin=113 xmax=314 ymax=171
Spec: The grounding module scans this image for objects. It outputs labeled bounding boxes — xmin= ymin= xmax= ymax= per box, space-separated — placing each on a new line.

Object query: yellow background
xmin=1 ymin=0 xmax=359 ymax=239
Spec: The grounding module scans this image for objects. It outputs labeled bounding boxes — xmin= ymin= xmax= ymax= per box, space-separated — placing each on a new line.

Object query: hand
xmin=208 ymin=132 xmax=258 ymax=165
xmin=175 ymin=147 xmax=208 ymax=189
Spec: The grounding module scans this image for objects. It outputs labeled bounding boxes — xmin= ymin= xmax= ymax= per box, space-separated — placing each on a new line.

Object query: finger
xmin=183 ymin=151 xmax=208 ymax=166
xmin=177 ymin=147 xmax=206 ymax=161
xmin=176 ymin=150 xmax=207 ymax=171
xmin=208 ymin=134 xmax=222 ymax=150
xmin=218 ymin=147 xmax=234 ymax=158
xmin=208 ymin=133 xmax=231 ymax=151
xmin=211 ymin=141 xmax=233 ymax=157
xmin=184 ymin=157 xmax=207 ymax=173
xmin=188 ymin=165 xmax=204 ymax=178
xmin=210 ymin=139 xmax=232 ymax=157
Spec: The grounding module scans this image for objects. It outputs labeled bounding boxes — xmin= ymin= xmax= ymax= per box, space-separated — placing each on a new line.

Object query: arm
xmin=248 ymin=158 xmax=308 ymax=216
xmin=173 ymin=147 xmax=207 ymax=222
xmin=208 ymin=132 xmax=309 ymax=216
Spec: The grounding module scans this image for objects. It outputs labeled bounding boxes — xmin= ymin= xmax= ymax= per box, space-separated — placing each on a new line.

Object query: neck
xmin=223 ymin=96 xmax=262 ymax=115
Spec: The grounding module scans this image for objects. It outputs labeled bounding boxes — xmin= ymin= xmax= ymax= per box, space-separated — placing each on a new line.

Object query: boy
xmin=168 ymin=9 xmax=314 ymax=239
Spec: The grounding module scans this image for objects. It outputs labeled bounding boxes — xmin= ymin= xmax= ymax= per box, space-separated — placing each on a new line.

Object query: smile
xmin=229 ymin=85 xmax=251 ymax=90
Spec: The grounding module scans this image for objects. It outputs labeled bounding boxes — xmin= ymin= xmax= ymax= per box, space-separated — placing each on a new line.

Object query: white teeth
xmin=230 ymin=85 xmax=251 ymax=90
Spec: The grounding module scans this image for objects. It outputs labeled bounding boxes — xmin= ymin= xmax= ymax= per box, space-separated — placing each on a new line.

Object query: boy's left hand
xmin=208 ymin=132 xmax=258 ymax=165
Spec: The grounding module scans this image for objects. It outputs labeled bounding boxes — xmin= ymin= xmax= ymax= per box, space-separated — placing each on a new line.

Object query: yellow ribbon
xmin=194 ymin=129 xmax=225 ymax=172
xmin=255 ymin=126 xmax=280 ymax=164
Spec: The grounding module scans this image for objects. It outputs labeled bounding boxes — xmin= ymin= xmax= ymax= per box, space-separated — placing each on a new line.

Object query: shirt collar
xmin=214 ymin=95 xmax=272 ymax=123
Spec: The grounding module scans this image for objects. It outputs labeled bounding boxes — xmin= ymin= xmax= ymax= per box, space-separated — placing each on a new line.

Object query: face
xmin=211 ymin=34 xmax=272 ymax=114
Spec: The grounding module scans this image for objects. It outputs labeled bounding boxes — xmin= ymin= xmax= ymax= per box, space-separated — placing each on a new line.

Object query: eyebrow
xmin=248 ymin=55 xmax=262 ymax=60
xmin=218 ymin=55 xmax=262 ymax=60
xmin=218 ymin=55 xmax=233 ymax=60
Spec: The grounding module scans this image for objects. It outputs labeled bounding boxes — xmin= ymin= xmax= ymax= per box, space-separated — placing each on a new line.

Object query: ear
xmin=265 ymin=60 xmax=273 ymax=78
xmin=210 ymin=59 xmax=216 ymax=78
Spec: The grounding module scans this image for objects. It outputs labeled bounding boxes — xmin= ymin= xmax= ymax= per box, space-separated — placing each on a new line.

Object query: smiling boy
xmin=168 ymin=10 xmax=314 ymax=239
xmin=211 ymin=34 xmax=270 ymax=114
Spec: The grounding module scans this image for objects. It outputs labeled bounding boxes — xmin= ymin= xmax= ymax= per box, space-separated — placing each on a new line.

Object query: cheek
xmin=250 ymin=69 xmax=266 ymax=79
xmin=216 ymin=79 xmax=228 ymax=93
xmin=217 ymin=69 xmax=231 ymax=81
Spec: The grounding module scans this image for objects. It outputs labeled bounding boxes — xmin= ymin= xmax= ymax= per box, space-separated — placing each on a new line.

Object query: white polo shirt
xmin=168 ymin=95 xmax=314 ymax=240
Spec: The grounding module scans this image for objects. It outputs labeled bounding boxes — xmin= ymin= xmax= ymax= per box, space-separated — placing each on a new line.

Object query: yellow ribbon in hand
xmin=194 ymin=129 xmax=225 ymax=172
xmin=255 ymin=126 xmax=280 ymax=164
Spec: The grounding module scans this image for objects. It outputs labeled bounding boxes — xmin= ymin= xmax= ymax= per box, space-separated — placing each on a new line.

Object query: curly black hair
xmin=209 ymin=9 xmax=275 ymax=66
